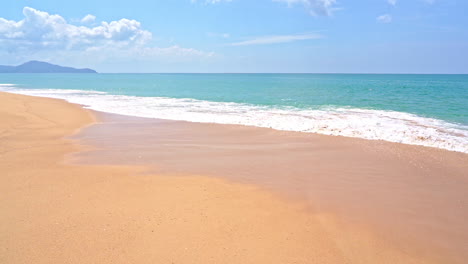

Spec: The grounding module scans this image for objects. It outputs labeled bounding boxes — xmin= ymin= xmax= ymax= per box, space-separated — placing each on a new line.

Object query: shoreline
xmin=1 ymin=85 xmax=467 ymax=154
xmin=1 ymin=92 xmax=467 ymax=263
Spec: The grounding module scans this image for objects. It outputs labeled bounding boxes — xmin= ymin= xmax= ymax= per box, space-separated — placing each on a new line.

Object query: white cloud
xmin=0 ymin=7 xmax=214 ymax=62
xmin=230 ymin=33 xmax=323 ymax=46
xmin=0 ymin=7 xmax=151 ymax=52
xmin=193 ymin=0 xmax=337 ymax=16
xmin=377 ymin=14 xmax=392 ymax=23
xmin=388 ymin=0 xmax=397 ymax=6
xmin=274 ymin=0 xmax=337 ymax=16
xmin=81 ymin=14 xmax=96 ymax=24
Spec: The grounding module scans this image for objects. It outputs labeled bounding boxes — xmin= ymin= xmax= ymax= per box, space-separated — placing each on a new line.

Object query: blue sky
xmin=1 ymin=0 xmax=467 ymax=73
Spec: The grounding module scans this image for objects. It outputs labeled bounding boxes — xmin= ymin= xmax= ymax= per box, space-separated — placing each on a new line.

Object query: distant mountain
xmin=0 ymin=61 xmax=97 ymax=73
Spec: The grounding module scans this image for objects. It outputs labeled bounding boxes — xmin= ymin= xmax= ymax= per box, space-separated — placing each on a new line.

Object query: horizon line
xmin=94 ymin=72 xmax=468 ymax=75
xmin=2 ymin=72 xmax=468 ymax=75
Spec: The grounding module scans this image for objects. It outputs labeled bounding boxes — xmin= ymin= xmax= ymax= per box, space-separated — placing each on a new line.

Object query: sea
xmin=0 ymin=73 xmax=467 ymax=153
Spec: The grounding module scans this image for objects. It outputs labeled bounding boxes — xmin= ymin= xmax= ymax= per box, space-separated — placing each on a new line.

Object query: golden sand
xmin=0 ymin=92 xmax=463 ymax=263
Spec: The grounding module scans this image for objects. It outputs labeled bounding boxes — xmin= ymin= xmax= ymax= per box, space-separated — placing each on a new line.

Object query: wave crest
xmin=3 ymin=87 xmax=467 ymax=153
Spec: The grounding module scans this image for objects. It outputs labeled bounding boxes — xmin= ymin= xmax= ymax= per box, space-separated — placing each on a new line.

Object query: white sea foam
xmin=2 ymin=87 xmax=467 ymax=153
xmin=0 ymin=83 xmax=17 ymax=87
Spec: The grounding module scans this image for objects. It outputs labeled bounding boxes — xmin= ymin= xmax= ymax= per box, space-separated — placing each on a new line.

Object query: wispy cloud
xmin=377 ymin=14 xmax=392 ymax=23
xmin=192 ymin=0 xmax=338 ymax=16
xmin=230 ymin=33 xmax=323 ymax=46
xmin=274 ymin=0 xmax=338 ymax=16
xmin=388 ymin=0 xmax=397 ymax=6
xmin=80 ymin=14 xmax=96 ymax=24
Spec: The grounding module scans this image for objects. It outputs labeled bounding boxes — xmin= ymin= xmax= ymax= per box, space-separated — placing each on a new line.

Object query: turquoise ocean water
xmin=1 ymin=73 xmax=467 ymax=152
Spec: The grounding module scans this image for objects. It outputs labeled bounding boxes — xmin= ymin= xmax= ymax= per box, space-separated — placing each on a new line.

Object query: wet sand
xmin=73 ymin=112 xmax=468 ymax=263
xmin=1 ymin=92 xmax=467 ymax=263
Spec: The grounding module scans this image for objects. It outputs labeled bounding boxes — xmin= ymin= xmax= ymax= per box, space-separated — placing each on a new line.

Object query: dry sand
xmin=1 ymin=92 xmax=466 ymax=263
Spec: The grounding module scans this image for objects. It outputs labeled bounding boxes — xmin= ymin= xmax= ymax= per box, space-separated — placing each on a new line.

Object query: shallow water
xmin=1 ymin=73 xmax=467 ymax=152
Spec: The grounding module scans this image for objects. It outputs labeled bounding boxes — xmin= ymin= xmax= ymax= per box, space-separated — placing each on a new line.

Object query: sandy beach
xmin=1 ymin=92 xmax=467 ymax=263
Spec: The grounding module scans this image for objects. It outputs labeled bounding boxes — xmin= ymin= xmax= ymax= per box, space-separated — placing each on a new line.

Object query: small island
xmin=0 ymin=61 xmax=97 ymax=73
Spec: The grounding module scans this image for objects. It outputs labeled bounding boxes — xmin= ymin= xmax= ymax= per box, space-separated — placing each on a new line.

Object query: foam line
xmin=2 ymin=86 xmax=467 ymax=153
